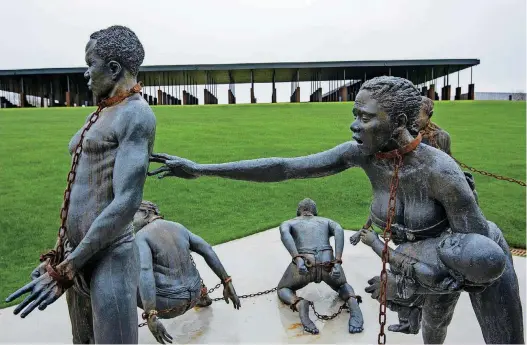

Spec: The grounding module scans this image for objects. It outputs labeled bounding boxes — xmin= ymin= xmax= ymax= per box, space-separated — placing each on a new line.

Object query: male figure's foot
xmin=388 ymin=322 xmax=416 ymax=334
xmin=347 ymin=297 xmax=364 ymax=333
xmin=297 ymin=300 xmax=319 ymax=334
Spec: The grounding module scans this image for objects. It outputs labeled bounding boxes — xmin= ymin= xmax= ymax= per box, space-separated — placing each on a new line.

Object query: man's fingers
xmin=6 ymin=279 xmax=39 ymax=303
xmin=20 ymin=285 xmax=53 ymax=318
xmin=155 ymin=335 xmax=165 ymax=345
xmin=372 ymin=290 xmax=379 ymax=299
xmin=148 ymin=166 xmax=170 ymax=176
xmin=13 ymin=286 xmax=41 ymax=315
xmin=364 ymin=284 xmax=377 ymax=293
xmin=150 ymin=153 xmax=171 ymax=162
xmin=161 ymin=331 xmax=172 ymax=344
xmin=37 ymin=290 xmax=59 ymax=311
xmin=163 ymin=331 xmax=173 ymax=342
xmin=158 ymin=171 xmax=175 ymax=179
xmin=367 ymin=276 xmax=380 ymax=285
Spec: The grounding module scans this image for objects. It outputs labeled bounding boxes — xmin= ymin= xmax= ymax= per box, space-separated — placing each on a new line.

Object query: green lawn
xmin=0 ymin=101 xmax=525 ymax=308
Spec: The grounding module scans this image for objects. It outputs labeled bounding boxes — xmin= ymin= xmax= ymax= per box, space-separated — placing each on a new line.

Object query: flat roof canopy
xmin=0 ymin=59 xmax=479 ymax=86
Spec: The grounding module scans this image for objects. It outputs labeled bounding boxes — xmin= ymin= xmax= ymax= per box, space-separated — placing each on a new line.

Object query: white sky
xmin=1 ymin=0 xmax=525 ymax=104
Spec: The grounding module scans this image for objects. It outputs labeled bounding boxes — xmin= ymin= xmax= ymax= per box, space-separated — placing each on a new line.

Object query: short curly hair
xmin=360 ymin=76 xmax=422 ymax=135
xmin=297 ymin=198 xmax=318 ymax=216
xmin=89 ymin=25 xmax=144 ymax=76
xmin=139 ymin=200 xmax=161 ymax=217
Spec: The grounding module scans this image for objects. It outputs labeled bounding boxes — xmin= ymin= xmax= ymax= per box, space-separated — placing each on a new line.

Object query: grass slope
xmin=0 ymin=101 xmax=525 ymax=308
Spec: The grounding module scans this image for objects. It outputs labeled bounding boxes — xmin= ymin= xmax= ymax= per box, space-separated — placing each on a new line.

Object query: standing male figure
xmin=6 ymin=25 xmax=156 ymax=344
xmin=132 ymin=201 xmax=241 ymax=344
xmin=277 ymin=198 xmax=364 ymax=335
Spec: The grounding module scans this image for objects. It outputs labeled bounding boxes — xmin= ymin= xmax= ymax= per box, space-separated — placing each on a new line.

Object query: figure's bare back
xmin=288 ymin=216 xmax=332 ymax=250
xmin=140 ymin=220 xmax=200 ymax=289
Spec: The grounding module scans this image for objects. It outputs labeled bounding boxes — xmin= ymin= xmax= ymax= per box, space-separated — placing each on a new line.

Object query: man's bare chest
xmin=68 ymin=112 xmax=119 ymax=156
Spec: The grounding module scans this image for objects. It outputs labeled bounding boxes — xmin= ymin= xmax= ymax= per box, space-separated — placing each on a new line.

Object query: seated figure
xmin=133 ymin=201 xmax=241 ymax=344
xmin=351 ymin=226 xmax=506 ymax=334
xmin=277 ymin=198 xmax=364 ymax=335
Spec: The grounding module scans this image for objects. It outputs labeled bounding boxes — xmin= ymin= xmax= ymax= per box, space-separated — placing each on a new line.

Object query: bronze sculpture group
xmin=5 ymin=25 xmax=525 ymax=345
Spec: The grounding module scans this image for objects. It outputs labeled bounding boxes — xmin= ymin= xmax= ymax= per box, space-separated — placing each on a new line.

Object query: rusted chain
xmin=377 ymin=152 xmax=403 ymax=345
xmin=452 ymin=157 xmax=526 ymax=187
xmin=421 ymin=123 xmax=525 ymax=187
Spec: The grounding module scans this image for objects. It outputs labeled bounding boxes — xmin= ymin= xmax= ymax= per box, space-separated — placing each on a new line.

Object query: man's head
xmin=133 ymin=200 xmax=162 ymax=232
xmin=416 ymin=96 xmax=434 ymax=131
xmin=84 ymin=25 xmax=145 ymax=98
xmin=296 ymin=198 xmax=318 ymax=216
xmin=350 ymin=76 xmax=422 ymax=155
xmin=437 ymin=233 xmax=506 ymax=286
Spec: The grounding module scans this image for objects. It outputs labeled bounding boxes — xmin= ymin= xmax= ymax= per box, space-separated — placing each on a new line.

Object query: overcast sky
xmin=1 ymin=0 xmax=525 ymax=103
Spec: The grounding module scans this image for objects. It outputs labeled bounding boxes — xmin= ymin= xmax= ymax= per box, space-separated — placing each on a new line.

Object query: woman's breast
xmin=370 ymin=178 xmax=448 ymax=232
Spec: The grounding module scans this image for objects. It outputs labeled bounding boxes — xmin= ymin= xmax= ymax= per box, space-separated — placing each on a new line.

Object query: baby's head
xmin=437 ymin=233 xmax=506 ymax=286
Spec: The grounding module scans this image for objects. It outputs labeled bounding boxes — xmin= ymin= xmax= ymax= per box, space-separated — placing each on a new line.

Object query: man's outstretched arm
xmin=150 ymin=141 xmax=364 ymax=182
xmin=188 ymin=231 xmax=230 ymax=282
xmin=60 ymin=105 xmax=156 ymax=276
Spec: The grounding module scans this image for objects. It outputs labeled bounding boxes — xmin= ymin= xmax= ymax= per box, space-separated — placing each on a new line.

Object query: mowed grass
xmin=0 ymin=101 xmax=525 ymax=308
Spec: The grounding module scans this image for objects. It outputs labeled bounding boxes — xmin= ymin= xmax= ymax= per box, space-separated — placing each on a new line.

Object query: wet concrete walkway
xmin=0 ymin=228 xmax=525 ymax=344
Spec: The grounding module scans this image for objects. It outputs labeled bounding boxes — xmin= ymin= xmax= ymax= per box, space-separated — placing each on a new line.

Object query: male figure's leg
xmin=277 ymin=263 xmax=317 ymax=334
xmin=386 ymin=301 xmax=422 ymax=335
xmin=421 ymin=292 xmax=460 ymax=344
xmin=322 ymin=266 xmax=364 ymax=333
xmin=90 ymin=239 xmax=140 ymax=343
xmin=66 ymin=287 xmax=94 ymax=344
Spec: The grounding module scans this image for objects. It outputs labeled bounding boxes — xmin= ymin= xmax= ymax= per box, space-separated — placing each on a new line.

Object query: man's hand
xmin=360 ymin=228 xmax=379 ymax=247
xmin=5 ymin=272 xmax=66 ymax=317
xmin=30 ymin=262 xmax=47 ymax=280
xmin=330 ymin=263 xmax=341 ymax=280
xmin=295 ymin=257 xmax=308 ymax=275
xmin=222 ymin=281 xmax=241 ymax=310
xmin=148 ymin=153 xmax=200 ymax=179
xmin=349 ymin=232 xmax=361 ymax=245
xmin=147 ymin=315 xmax=173 ymax=344
xmin=365 ymin=272 xmax=398 ymax=301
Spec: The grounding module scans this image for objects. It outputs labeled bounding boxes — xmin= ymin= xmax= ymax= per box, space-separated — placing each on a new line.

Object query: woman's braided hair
xmin=360 ymin=76 xmax=422 ymax=135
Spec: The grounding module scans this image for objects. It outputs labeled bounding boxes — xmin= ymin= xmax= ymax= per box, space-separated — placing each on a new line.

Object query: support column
xmin=65 ymin=76 xmax=71 ymax=107
xmin=19 ymin=77 xmax=25 ymax=108
xmin=468 ymin=84 xmax=475 ymax=100
xmin=445 ymin=85 xmax=451 ymax=101
xmin=271 ymin=70 xmax=276 ymax=103
xmin=250 ymin=70 xmax=256 ymax=103
xmin=340 ymin=86 xmax=347 ymax=102
xmin=455 ymin=87 xmax=462 ymax=100
xmin=427 ymin=84 xmax=435 ymax=100
xmin=157 ymin=89 xmax=163 ymax=105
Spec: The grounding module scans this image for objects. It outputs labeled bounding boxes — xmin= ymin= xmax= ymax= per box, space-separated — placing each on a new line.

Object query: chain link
xmin=452 ymin=157 xmax=526 ymax=187
xmin=309 ymin=301 xmax=349 ymax=321
xmin=421 ymin=124 xmax=525 ymax=187
xmin=377 ymin=152 xmax=403 ymax=345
